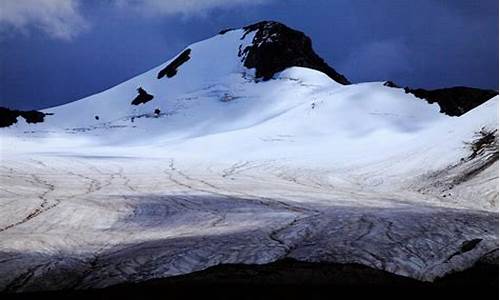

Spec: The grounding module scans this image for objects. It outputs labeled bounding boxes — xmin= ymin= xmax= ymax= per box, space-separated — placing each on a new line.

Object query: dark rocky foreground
xmin=3 ymin=258 xmax=497 ymax=300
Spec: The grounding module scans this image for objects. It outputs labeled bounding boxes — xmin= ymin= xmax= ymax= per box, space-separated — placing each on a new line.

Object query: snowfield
xmin=0 ymin=26 xmax=498 ymax=292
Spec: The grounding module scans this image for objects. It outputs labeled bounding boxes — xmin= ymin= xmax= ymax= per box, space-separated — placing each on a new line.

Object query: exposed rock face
xmin=383 ymin=81 xmax=400 ymax=88
xmin=404 ymin=86 xmax=498 ymax=116
xmin=157 ymin=49 xmax=192 ymax=79
xmin=238 ymin=21 xmax=350 ymax=84
xmin=0 ymin=107 xmax=19 ymax=127
xmin=383 ymin=81 xmax=498 ymax=116
xmin=131 ymin=87 xmax=154 ymax=105
xmin=0 ymin=107 xmax=50 ymax=127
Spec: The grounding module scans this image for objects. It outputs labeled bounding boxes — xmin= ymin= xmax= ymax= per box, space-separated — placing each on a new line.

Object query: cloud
xmin=0 ymin=0 xmax=89 ymax=40
xmin=114 ymin=0 xmax=269 ymax=16
xmin=0 ymin=0 xmax=269 ymax=40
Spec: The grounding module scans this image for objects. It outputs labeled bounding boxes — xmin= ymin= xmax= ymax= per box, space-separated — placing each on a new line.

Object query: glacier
xmin=0 ymin=23 xmax=498 ymax=292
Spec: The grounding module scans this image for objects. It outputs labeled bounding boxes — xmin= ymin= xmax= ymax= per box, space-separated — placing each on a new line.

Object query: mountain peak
xmin=223 ymin=20 xmax=351 ymax=84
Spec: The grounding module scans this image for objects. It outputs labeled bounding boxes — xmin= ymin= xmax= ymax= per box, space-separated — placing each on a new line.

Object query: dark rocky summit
xmin=383 ymin=81 xmax=498 ymax=116
xmin=131 ymin=87 xmax=154 ymax=105
xmin=0 ymin=107 xmax=51 ymax=128
xmin=238 ymin=21 xmax=350 ymax=84
xmin=157 ymin=49 xmax=192 ymax=79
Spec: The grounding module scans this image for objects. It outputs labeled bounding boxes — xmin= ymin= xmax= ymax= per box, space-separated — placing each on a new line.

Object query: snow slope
xmin=0 ymin=23 xmax=498 ymax=292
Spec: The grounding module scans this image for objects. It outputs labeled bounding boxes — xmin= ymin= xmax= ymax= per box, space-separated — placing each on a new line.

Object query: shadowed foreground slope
xmin=3 ymin=258 xmax=498 ymax=300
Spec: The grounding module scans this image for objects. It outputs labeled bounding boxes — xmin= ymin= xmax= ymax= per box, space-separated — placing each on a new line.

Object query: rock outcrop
xmin=383 ymin=81 xmax=498 ymax=116
xmin=131 ymin=87 xmax=154 ymax=105
xmin=157 ymin=49 xmax=192 ymax=79
xmin=0 ymin=107 xmax=50 ymax=127
xmin=404 ymin=86 xmax=498 ymax=116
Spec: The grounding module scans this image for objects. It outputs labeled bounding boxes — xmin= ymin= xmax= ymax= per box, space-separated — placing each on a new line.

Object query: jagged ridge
xmin=383 ymin=81 xmax=498 ymax=116
xmin=404 ymin=86 xmax=498 ymax=117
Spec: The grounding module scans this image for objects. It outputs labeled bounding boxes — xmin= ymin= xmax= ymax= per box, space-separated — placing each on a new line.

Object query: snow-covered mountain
xmin=0 ymin=21 xmax=498 ymax=292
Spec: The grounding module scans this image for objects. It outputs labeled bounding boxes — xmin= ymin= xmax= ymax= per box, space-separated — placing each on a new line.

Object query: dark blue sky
xmin=0 ymin=0 xmax=498 ymax=110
